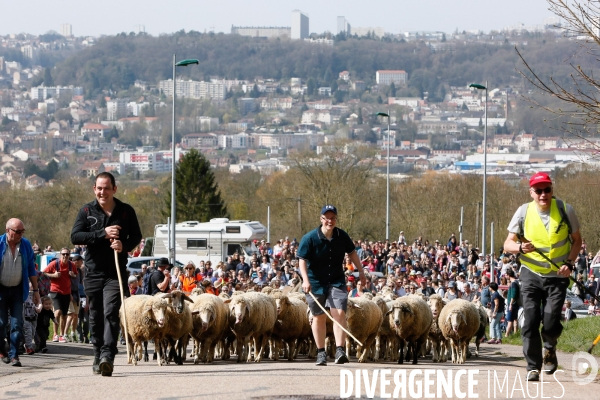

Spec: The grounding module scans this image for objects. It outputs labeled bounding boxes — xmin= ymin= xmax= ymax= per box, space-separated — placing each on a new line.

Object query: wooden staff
xmin=114 ymin=249 xmax=131 ymax=363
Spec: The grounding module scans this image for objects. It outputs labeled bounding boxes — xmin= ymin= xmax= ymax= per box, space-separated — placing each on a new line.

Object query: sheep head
xmin=270 ymin=291 xmax=289 ymax=315
xmin=144 ymin=299 xmax=168 ymax=328
xmin=231 ymin=298 xmax=250 ymax=324
xmin=392 ymin=303 xmax=413 ymax=327
xmin=447 ymin=311 xmax=467 ymax=334
xmin=428 ymin=295 xmax=444 ymax=319
xmin=199 ymin=307 xmax=215 ymax=332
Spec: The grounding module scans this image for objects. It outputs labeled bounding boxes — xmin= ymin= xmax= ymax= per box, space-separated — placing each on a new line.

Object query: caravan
xmin=152 ymin=218 xmax=267 ymax=266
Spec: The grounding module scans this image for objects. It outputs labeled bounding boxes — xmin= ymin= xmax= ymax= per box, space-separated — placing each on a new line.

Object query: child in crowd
xmin=35 ymin=296 xmax=55 ymax=353
xmin=22 ymin=285 xmax=38 ymax=355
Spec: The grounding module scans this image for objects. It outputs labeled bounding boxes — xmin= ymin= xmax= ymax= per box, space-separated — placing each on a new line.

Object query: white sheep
xmin=346 ymin=296 xmax=384 ymax=363
xmin=228 ymin=291 xmax=277 ymax=362
xmin=427 ymin=294 xmax=448 ymax=363
xmin=156 ymin=290 xmax=194 ymax=365
xmin=372 ymin=296 xmax=396 ymax=362
xmin=119 ymin=295 xmax=170 ymax=366
xmin=439 ymin=298 xmax=480 ymax=364
xmin=389 ymin=295 xmax=433 ymax=365
xmin=268 ymin=290 xmax=310 ymax=361
xmin=190 ymin=293 xmax=229 ymax=364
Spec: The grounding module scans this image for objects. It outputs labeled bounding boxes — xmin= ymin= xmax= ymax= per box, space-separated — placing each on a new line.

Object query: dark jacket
xmin=71 ymin=198 xmax=142 ymax=279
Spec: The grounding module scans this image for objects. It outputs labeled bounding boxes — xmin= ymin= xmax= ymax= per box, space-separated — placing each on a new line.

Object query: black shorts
xmin=49 ymin=292 xmax=70 ymax=315
xmin=306 ymin=286 xmax=348 ymax=317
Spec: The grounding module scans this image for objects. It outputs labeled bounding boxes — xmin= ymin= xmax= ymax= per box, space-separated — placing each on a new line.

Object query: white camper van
xmin=152 ymin=218 xmax=267 ymax=266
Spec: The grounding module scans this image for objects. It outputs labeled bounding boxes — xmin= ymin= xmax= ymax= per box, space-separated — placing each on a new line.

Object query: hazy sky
xmin=3 ymin=0 xmax=556 ymax=37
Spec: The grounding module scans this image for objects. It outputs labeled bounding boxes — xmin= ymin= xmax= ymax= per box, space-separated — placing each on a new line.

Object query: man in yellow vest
xmin=503 ymin=172 xmax=581 ymax=382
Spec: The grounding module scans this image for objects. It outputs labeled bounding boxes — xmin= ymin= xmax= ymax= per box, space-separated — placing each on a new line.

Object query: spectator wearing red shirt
xmin=43 ymin=247 xmax=75 ymax=343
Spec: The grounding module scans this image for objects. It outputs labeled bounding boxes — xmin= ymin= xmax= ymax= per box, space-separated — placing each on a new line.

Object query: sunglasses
xmin=61 ymin=253 xmax=70 ymax=256
xmin=8 ymin=228 xmax=25 ymax=235
xmin=532 ymin=187 xmax=552 ymax=195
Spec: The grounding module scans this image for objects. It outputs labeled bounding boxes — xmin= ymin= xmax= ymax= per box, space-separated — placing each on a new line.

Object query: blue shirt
xmin=0 ymin=234 xmax=36 ymax=302
xmin=296 ymin=226 xmax=355 ymax=295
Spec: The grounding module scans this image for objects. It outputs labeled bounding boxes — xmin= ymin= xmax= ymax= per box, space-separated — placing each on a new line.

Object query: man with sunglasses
xmin=71 ymin=172 xmax=142 ymax=377
xmin=503 ymin=172 xmax=581 ymax=382
xmin=0 ymin=218 xmax=39 ymax=367
xmin=43 ymin=247 xmax=76 ymax=344
xmin=297 ymin=204 xmax=366 ymax=366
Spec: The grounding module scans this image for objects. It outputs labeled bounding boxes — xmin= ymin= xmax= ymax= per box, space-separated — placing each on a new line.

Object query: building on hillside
xmin=291 ymin=10 xmax=309 ymax=39
xmin=158 ymin=79 xmax=225 ymax=100
xmin=218 ymin=132 xmax=251 ymax=149
xmin=119 ymin=150 xmax=171 ymax=173
xmin=82 ymin=161 xmax=105 ymax=178
xmin=181 ymin=133 xmax=218 ymax=149
xmin=61 ymin=23 xmax=72 ymax=37
xmin=107 ymin=99 xmax=128 ymax=121
xmin=376 ymin=70 xmax=408 ymax=86
xmin=260 ymin=97 xmax=293 ymax=110
xmin=82 ymin=123 xmax=111 ymax=138
xmin=337 ymin=17 xmax=351 ymax=35
xmin=30 ymin=85 xmax=83 ymax=101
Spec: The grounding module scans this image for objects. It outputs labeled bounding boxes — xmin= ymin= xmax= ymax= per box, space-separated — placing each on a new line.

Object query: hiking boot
xmin=92 ymin=357 xmax=101 ymax=375
xmin=10 ymin=358 xmax=21 ymax=367
xmin=527 ymin=370 xmax=540 ymax=381
xmin=543 ymin=348 xmax=558 ymax=374
xmin=315 ymin=351 xmax=327 ymax=366
xmin=335 ymin=348 xmax=350 ymax=364
xmin=99 ymin=357 xmax=114 ymax=377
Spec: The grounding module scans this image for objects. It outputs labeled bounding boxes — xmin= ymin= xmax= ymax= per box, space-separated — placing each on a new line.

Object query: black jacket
xmin=71 ymin=197 xmax=142 ymax=279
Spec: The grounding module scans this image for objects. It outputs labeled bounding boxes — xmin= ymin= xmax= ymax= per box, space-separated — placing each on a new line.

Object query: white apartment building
xmin=119 ymin=150 xmax=172 ymax=172
xmin=127 ymin=101 xmax=149 ymax=117
xmin=291 ymin=10 xmax=309 ymax=40
xmin=107 ymin=99 xmax=128 ymax=121
xmin=231 ymin=26 xmax=291 ymax=39
xmin=376 ymin=70 xmax=408 ymax=86
xmin=61 ymin=24 xmax=72 ymax=37
xmin=158 ymin=79 xmax=225 ymax=100
xmin=181 ymin=133 xmax=218 ymax=149
xmin=218 ymin=132 xmax=250 ymax=149
xmin=30 ymin=85 xmax=83 ymax=101
xmin=337 ymin=17 xmax=351 ymax=35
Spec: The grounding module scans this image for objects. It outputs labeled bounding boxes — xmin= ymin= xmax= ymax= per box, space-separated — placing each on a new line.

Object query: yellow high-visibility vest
xmin=519 ymin=199 xmax=571 ymax=275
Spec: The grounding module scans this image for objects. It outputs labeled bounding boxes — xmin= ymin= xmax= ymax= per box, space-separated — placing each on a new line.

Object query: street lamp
xmin=376 ymin=111 xmax=391 ymax=241
xmin=171 ymin=55 xmax=199 ymax=265
xmin=469 ymin=82 xmax=488 ymax=279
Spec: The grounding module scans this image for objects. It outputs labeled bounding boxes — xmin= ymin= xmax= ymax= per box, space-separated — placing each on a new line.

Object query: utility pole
xmin=475 ymin=202 xmax=480 ymax=249
xmin=297 ymin=198 xmax=302 ymax=234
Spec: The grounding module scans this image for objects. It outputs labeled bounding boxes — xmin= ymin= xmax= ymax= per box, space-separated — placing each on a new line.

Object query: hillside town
xmin=1 ymin=16 xmax=598 ymax=189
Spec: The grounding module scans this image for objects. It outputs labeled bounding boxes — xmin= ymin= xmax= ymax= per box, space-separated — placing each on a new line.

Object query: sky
xmin=2 ymin=0 xmax=557 ymax=37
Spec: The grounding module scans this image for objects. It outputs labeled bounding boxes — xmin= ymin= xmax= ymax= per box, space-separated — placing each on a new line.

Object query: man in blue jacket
xmin=0 ymin=218 xmax=39 ymax=367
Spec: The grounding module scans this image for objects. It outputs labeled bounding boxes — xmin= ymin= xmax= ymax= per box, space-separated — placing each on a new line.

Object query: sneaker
xmin=315 ymin=351 xmax=327 ymax=366
xmin=10 ymin=358 xmax=21 ymax=367
xmin=0 ymin=352 xmax=9 ymax=364
xmin=488 ymin=339 xmax=497 ymax=344
xmin=335 ymin=348 xmax=350 ymax=364
xmin=52 ymin=335 xmax=59 ymax=342
xmin=496 ymin=339 xmax=502 ymax=345
xmin=543 ymin=348 xmax=558 ymax=374
xmin=58 ymin=336 xmax=67 ymax=343
xmin=527 ymin=370 xmax=540 ymax=381
xmin=24 ymin=346 xmax=35 ymax=356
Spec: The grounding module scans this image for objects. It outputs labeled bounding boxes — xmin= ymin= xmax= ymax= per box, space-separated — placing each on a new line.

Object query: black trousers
xmin=77 ymin=298 xmax=89 ymax=341
xmin=84 ymin=276 xmax=125 ymax=360
xmin=36 ymin=324 xmax=49 ymax=350
xmin=520 ymin=267 xmax=569 ymax=371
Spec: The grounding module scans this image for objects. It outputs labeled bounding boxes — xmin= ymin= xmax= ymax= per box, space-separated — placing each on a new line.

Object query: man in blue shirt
xmin=297 ymin=205 xmax=365 ymax=366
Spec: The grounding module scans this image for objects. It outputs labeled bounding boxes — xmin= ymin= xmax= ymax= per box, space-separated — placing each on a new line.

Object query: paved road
xmin=0 ymin=341 xmax=598 ymax=399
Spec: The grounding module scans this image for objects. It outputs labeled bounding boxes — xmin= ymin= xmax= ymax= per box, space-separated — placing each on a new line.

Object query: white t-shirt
xmin=507 ymin=202 xmax=579 ymax=234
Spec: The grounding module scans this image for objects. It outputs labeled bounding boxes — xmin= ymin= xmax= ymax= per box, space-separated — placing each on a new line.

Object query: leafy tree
xmin=162 ymin=149 xmax=228 ymax=222
xmin=306 ymin=78 xmax=316 ymax=96
xmin=43 ymin=68 xmax=54 ymax=87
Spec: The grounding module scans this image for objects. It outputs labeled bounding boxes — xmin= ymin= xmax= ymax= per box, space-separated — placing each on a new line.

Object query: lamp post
xmin=377 ymin=111 xmax=391 ymax=241
xmin=171 ymin=55 xmax=199 ymax=265
xmin=469 ymin=82 xmax=488 ymax=269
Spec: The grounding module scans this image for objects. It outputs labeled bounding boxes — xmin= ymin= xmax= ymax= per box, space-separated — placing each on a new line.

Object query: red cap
xmin=347 ymin=276 xmax=355 ymax=282
xmin=529 ymin=172 xmax=552 ymax=187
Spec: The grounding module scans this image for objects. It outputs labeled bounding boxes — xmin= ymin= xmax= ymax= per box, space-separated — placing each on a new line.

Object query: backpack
xmin=517 ymin=197 xmax=572 ymax=243
xmin=37 ymin=270 xmax=51 ymax=297
xmin=23 ymin=296 xmax=37 ymax=321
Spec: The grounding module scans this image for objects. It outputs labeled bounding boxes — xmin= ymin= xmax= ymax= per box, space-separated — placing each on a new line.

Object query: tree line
xmin=4 ymin=148 xmax=600 ymax=254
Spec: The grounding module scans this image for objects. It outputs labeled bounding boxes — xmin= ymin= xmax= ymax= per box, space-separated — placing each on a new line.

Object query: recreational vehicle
xmin=152 ymin=218 xmax=267 ymax=266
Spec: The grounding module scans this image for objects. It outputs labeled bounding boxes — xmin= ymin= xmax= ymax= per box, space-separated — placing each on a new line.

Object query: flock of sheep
xmin=118 ymin=285 xmax=489 ymax=366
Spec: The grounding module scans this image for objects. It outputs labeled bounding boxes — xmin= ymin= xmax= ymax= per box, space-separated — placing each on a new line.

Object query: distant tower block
xmin=135 ymin=25 xmax=146 ymax=33
xmin=291 ymin=10 xmax=309 ymax=39
xmin=61 ymin=23 xmax=72 ymax=37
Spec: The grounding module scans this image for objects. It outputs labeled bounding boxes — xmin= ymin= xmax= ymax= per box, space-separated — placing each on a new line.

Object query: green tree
xmin=307 ymin=78 xmax=316 ymax=96
xmin=162 ymin=149 xmax=228 ymax=222
xmin=43 ymin=68 xmax=54 ymax=87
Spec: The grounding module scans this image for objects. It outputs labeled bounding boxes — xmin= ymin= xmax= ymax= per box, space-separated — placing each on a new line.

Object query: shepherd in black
xmin=71 ymin=172 xmax=142 ymax=377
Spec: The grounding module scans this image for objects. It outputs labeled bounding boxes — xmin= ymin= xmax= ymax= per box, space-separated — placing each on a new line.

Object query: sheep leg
xmin=207 ymin=340 xmax=218 ymax=363
xmin=374 ymin=335 xmax=381 ymax=361
xmin=255 ymin=334 xmax=268 ymax=363
xmin=143 ymin=340 xmax=149 ymax=362
xmin=397 ymin=339 xmax=405 ymax=364
xmin=288 ymin=339 xmax=297 ymax=361
xmin=235 ymin=336 xmax=245 ymax=363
